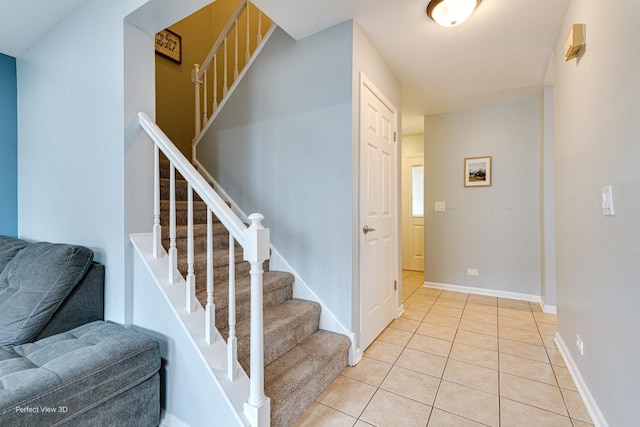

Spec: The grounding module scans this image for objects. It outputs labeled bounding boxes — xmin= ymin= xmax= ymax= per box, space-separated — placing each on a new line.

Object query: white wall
xmin=198 ymin=22 xmax=355 ymax=329
xmin=553 ymin=1 xmax=640 ymax=425
xmin=424 ymin=97 xmax=541 ymax=296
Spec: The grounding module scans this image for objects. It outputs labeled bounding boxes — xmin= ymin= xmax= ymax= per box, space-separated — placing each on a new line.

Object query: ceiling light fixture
xmin=427 ymin=0 xmax=481 ymax=27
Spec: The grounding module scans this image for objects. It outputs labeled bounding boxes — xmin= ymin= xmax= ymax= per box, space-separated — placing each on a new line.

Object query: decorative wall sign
xmin=155 ymin=29 xmax=182 ymax=64
xmin=464 ymin=156 xmax=492 ymax=187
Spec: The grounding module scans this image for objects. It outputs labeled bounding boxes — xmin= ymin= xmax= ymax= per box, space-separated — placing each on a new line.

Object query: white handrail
xmin=139 ymin=112 xmax=246 ymax=246
xmin=139 ymin=111 xmax=271 ymax=426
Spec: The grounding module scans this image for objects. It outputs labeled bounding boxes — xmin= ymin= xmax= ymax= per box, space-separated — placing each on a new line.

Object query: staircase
xmin=159 ymin=159 xmax=351 ymax=426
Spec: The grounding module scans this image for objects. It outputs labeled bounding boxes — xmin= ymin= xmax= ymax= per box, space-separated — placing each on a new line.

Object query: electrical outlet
xmin=576 ymin=334 xmax=584 ymax=356
xmin=467 ymin=268 xmax=479 ymax=276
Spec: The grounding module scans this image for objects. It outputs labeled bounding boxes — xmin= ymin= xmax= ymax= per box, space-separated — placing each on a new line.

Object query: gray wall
xmin=424 ymin=97 xmax=541 ymax=296
xmin=554 ymin=1 xmax=640 ymax=425
xmin=198 ymin=22 xmax=355 ymax=329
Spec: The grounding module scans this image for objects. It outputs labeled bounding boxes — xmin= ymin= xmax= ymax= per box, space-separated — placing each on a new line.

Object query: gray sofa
xmin=0 ymin=236 xmax=161 ymax=426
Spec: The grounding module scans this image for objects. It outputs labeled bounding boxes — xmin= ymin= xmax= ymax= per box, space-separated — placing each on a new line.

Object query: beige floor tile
xmin=380 ymin=365 xmax=440 ymax=405
xmin=499 ymin=353 xmax=557 ymax=386
xmin=534 ymin=312 xmax=557 ymax=325
xmin=498 ymin=316 xmax=538 ymax=331
xmin=498 ymin=299 xmax=531 ymax=310
xmin=449 ymin=342 xmax=498 ymax=370
xmin=418 ymin=287 xmax=443 ymax=297
xmin=430 ymin=305 xmax=463 ymax=318
xmin=435 ymin=298 xmax=467 ymax=310
xmin=542 ymin=333 xmax=558 ymax=349
xmin=552 ymin=365 xmax=577 ymax=391
xmin=294 ymin=402 xmax=357 ymax=427
xmin=405 ymin=300 xmax=432 ymax=310
xmin=498 ymin=305 xmax=533 ymax=317
xmin=377 ymin=327 xmax=413 ymax=347
xmin=389 ymin=317 xmax=421 ymax=333
xmin=342 ymin=356 xmax=392 ymax=387
xmin=424 ymin=313 xmax=460 ymax=328
xmin=458 ymin=319 xmax=497 ymax=336
xmin=561 ymin=388 xmax=592 ymax=423
xmin=317 ymin=375 xmax=376 ymax=418
xmin=416 ymin=322 xmax=457 ymax=341
xmin=499 ymin=325 xmax=543 ymax=346
xmin=427 ymin=408 xmax=486 ymax=426
xmin=443 ymin=359 xmax=498 ymax=394
xmin=529 ymin=302 xmax=543 ymax=313
xmin=402 ymin=308 xmax=428 ymax=322
xmin=570 ymin=419 xmax=594 ymax=427
xmin=364 ymin=340 xmax=404 ymax=364
xmin=499 ymin=339 xmax=550 ymax=363
xmin=360 ymin=389 xmax=432 ymax=427
xmin=396 ymin=348 xmax=447 ymax=378
xmin=434 ymin=380 xmax=499 ymax=427
xmin=537 ymin=322 xmax=557 ymax=336
xmin=462 ymin=310 xmax=498 ymax=325
xmin=465 ymin=302 xmax=498 ymax=315
xmin=500 ymin=397 xmax=572 ymax=427
xmin=407 ymin=334 xmax=453 ymax=357
xmin=455 ymin=329 xmax=498 ymax=351
xmin=546 ymin=347 xmax=566 ymax=367
xmin=354 ymin=421 xmax=375 ymax=427
xmin=499 ymin=373 xmax=567 ymax=416
xmin=466 ymin=294 xmax=497 ymax=306
xmin=440 ymin=290 xmax=469 ymax=300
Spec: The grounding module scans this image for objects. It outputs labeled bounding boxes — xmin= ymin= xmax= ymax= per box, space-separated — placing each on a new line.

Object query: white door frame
xmin=357 ymin=72 xmax=400 ymax=359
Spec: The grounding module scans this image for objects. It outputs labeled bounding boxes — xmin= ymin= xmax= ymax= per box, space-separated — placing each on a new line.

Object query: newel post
xmin=192 ymin=64 xmax=202 ymax=141
xmin=243 ymin=213 xmax=271 ymax=427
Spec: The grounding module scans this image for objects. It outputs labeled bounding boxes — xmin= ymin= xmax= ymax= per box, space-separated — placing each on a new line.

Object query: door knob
xmin=363 ymin=225 xmax=376 ymax=234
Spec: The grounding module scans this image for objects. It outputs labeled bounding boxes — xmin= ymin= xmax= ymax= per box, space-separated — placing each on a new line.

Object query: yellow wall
xmin=156 ymin=0 xmax=270 ymax=156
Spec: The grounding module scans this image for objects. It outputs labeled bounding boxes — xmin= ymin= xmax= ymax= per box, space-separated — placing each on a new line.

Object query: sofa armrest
xmin=34 ymin=262 xmax=105 ymax=341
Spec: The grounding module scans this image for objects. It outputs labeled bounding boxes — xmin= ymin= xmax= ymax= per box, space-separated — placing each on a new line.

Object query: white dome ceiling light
xmin=426 ymin=0 xmax=481 ymax=27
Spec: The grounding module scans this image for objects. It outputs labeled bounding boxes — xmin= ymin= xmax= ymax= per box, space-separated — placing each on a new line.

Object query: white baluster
xmin=203 ymin=70 xmax=208 ymax=127
xmin=152 ymin=145 xmax=162 ymax=259
xmin=206 ymin=208 xmax=215 ymax=344
xmin=223 ymin=38 xmax=228 ymax=97
xmin=213 ymin=55 xmax=218 ymax=112
xmin=234 ymin=20 xmax=239 ymax=79
xmin=246 ymin=5 xmax=250 ymax=63
xmin=186 ymin=184 xmax=196 ymax=313
xmin=168 ymin=163 xmax=179 ymax=285
xmin=192 ymin=64 xmax=201 ymax=140
xmin=257 ymin=10 xmax=263 ymax=44
xmin=228 ymin=234 xmax=238 ymax=381
xmin=243 ymin=213 xmax=270 ymax=426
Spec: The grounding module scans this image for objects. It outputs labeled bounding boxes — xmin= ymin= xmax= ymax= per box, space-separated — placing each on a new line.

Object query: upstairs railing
xmin=191 ymin=0 xmax=271 ymax=159
xmin=138 ymin=112 xmax=271 ymax=427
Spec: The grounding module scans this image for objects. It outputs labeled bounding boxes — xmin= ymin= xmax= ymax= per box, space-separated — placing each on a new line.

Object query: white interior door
xmin=402 ymin=154 xmax=425 ymax=271
xmin=360 ymin=75 xmax=398 ymax=351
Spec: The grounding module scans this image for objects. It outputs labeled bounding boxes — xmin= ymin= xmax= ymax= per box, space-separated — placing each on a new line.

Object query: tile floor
xmin=294 ymin=270 xmax=593 ymax=427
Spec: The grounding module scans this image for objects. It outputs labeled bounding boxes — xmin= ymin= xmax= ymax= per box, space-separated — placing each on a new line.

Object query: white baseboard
xmin=540 ymin=297 xmax=557 ymax=314
xmin=554 ymin=333 xmax=609 ymax=427
xmin=160 ymin=410 xmax=190 ymax=427
xmin=424 ymin=281 xmax=541 ymax=303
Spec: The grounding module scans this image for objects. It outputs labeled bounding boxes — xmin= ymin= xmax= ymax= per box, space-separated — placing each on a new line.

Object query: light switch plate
xmin=435 ymin=202 xmax=446 ymax=212
xmin=601 ymin=185 xmax=614 ymax=216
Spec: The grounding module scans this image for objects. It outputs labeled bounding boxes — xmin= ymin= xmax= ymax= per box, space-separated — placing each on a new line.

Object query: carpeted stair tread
xmin=265 ymin=330 xmax=351 ymax=426
xmin=176 ymin=247 xmax=245 ymax=272
xmin=221 ymin=299 xmax=321 ymax=370
xmin=194 ymin=271 xmax=294 ymax=328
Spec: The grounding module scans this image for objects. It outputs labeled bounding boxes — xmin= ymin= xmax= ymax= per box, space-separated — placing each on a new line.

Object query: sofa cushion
xmin=0 ymin=242 xmax=93 ymax=346
xmin=0 ymin=236 xmax=30 ymax=273
xmin=0 ymin=321 xmax=160 ymax=426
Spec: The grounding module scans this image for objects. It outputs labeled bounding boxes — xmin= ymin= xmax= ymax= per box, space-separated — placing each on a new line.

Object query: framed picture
xmin=155 ymin=29 xmax=182 ymax=64
xmin=464 ymin=156 xmax=492 ymax=187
